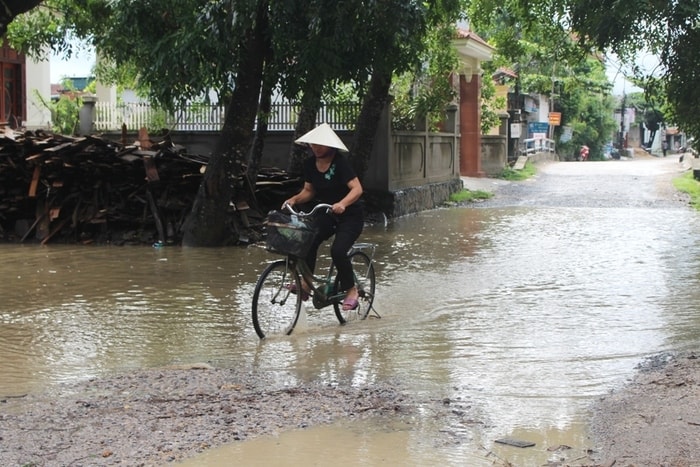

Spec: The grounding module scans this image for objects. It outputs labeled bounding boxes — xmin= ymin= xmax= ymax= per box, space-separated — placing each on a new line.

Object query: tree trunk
xmin=350 ymin=68 xmax=392 ymax=180
xmin=0 ymin=0 xmax=44 ymax=36
xmin=248 ymin=86 xmax=270 ymax=182
xmin=288 ymin=89 xmax=323 ymax=174
xmin=248 ymin=53 xmax=275 ymax=186
xmin=181 ymin=1 xmax=268 ymax=247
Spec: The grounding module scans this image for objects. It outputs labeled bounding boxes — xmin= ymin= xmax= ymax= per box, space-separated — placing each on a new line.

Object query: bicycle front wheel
xmin=333 ymin=251 xmax=376 ymax=324
xmin=252 ymin=260 xmax=302 ymax=339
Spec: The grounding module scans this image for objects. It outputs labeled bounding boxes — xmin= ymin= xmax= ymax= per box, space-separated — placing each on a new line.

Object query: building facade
xmin=0 ymin=41 xmax=51 ymax=129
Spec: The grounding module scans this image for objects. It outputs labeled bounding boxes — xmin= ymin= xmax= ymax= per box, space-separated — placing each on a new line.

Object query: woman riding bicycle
xmin=283 ymin=123 xmax=364 ymax=311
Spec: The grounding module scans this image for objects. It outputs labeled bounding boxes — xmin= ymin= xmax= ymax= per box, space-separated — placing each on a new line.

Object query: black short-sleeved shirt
xmin=303 ymin=153 xmax=362 ymax=215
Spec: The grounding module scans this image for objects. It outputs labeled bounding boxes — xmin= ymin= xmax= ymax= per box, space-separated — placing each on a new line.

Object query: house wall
xmin=96 ymin=99 xmax=465 ymax=218
xmin=481 ymin=135 xmax=508 ymax=177
xmin=25 ymin=57 xmax=51 ymax=129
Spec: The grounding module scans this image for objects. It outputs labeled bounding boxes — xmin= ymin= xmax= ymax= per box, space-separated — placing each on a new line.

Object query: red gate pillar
xmin=459 ymin=73 xmax=484 ymax=177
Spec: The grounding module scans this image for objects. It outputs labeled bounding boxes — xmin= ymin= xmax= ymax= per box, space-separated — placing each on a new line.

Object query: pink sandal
xmin=342 ymin=298 xmax=359 ymax=311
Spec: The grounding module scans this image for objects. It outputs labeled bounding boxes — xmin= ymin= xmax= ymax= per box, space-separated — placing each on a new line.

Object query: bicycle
xmin=252 ymin=203 xmax=379 ymax=339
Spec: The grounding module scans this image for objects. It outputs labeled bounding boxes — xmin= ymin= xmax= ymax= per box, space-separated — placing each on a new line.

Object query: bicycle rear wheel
xmin=333 ymin=251 xmax=376 ymax=324
xmin=252 ymin=260 xmax=302 ymax=339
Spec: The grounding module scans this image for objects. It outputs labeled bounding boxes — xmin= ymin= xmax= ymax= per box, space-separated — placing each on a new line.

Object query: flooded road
xmin=2 ymin=156 xmax=699 ymax=465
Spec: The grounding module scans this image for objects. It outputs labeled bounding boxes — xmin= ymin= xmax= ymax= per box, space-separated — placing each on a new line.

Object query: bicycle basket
xmin=264 ymin=210 xmax=316 ymax=257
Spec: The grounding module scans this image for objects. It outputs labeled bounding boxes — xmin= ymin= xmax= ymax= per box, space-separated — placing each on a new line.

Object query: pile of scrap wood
xmin=0 ymin=127 xmax=300 ymax=245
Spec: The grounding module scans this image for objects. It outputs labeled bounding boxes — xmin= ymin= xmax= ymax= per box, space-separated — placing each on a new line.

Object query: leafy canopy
xmin=465 ymin=0 xmax=616 ymax=155
xmin=543 ymin=0 xmax=700 ymax=139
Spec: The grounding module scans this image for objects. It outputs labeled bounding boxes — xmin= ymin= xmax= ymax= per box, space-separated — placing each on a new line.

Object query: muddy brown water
xmin=2 ymin=157 xmax=700 ymax=465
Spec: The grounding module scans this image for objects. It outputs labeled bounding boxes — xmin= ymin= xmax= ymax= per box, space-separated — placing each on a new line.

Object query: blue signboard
xmin=528 ymin=122 xmax=549 ymax=136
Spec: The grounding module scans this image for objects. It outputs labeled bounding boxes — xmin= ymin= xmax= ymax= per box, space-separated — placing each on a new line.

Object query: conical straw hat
xmin=294 ymin=123 xmax=349 ymax=152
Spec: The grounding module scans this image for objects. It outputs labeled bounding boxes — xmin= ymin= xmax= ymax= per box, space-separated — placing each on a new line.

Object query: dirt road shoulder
xmin=590 ymin=352 xmax=700 ymax=466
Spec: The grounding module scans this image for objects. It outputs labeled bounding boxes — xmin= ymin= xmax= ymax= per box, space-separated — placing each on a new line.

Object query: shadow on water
xmin=3 ymin=203 xmax=700 ymax=465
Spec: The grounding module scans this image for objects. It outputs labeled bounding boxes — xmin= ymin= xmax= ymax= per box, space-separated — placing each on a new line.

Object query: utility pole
xmin=619 ymin=93 xmax=626 ymax=150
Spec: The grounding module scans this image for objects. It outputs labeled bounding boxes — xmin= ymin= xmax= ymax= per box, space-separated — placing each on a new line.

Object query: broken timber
xmin=0 ymin=128 xmax=301 ymax=245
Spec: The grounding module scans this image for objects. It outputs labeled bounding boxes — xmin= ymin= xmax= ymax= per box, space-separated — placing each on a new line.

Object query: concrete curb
xmin=461 ymin=176 xmax=511 ymax=193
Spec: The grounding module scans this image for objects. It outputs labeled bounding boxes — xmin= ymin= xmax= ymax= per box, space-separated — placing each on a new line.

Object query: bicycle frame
xmin=288 ymin=256 xmax=340 ymax=309
xmin=252 ymin=202 xmax=379 ymax=339
xmin=288 ymin=242 xmax=376 ymax=310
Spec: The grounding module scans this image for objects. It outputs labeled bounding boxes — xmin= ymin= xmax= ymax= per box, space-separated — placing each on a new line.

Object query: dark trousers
xmin=304 ymin=211 xmax=363 ymax=292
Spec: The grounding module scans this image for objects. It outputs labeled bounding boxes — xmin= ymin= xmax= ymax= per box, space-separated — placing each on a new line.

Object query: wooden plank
xmin=138 ymin=127 xmax=152 ymax=149
xmin=494 ymin=438 xmax=535 ymax=448
xmin=146 ymin=188 xmax=165 ymax=243
xmin=143 ymin=156 xmax=160 ymax=182
xmin=20 ymin=213 xmax=46 ymax=243
xmin=513 ymin=155 xmax=528 ymax=170
xmin=43 ymin=142 xmax=74 ymax=152
xmin=3 ymin=126 xmax=16 ymax=140
xmin=28 ymin=165 xmax=41 ymax=198
xmin=40 ymin=217 xmax=70 ymax=245
xmin=133 ymin=150 xmax=158 ymax=157
xmin=120 ymin=154 xmax=140 ymax=163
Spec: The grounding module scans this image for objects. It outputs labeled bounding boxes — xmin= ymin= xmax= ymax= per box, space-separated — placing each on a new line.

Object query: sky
xmin=605 ymin=51 xmax=661 ymax=96
xmin=607 ymin=66 xmax=640 ymax=96
xmin=50 ymin=47 xmax=95 ymax=83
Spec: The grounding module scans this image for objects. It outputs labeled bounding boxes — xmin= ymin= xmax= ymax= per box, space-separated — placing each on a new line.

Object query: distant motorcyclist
xmin=579 ymin=145 xmax=589 ymax=161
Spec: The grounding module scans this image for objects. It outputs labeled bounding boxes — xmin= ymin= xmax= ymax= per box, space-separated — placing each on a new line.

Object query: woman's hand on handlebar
xmin=331 ymin=203 xmax=346 ymax=215
xmin=282 ymin=202 xmax=332 ymax=217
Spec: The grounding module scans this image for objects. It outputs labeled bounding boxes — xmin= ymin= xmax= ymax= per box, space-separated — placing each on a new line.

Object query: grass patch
xmin=673 ymin=171 xmax=700 ymax=209
xmin=499 ymin=161 xmax=536 ymax=181
xmin=450 ymin=189 xmax=493 ymax=203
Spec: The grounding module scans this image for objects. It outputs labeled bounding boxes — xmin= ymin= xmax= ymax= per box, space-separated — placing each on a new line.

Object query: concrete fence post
xmin=79 ymin=96 xmax=97 ymax=136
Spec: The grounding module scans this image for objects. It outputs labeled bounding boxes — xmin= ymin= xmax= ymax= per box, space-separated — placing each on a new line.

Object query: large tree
xmin=269 ymin=0 xmax=462 ymax=176
xmin=566 ymin=0 xmax=700 ymax=141
xmin=466 ymin=0 xmax=700 ymax=144
xmin=10 ymin=0 xmax=273 ymax=246
xmin=9 ymin=0 xmax=463 ymax=246
xmin=0 ymin=0 xmax=43 ymax=37
xmin=465 ymin=0 xmax=616 ymax=157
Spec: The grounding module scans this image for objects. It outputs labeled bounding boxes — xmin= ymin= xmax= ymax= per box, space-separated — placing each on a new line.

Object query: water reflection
xmin=0 ymin=245 xmax=266 ymax=394
xmin=2 ymin=201 xmax=700 ymax=464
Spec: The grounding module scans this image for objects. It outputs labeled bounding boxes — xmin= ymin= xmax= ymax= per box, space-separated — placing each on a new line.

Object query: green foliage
xmin=449 ymin=189 xmax=494 ymax=202
xmin=465 ymin=0 xmax=616 ymax=154
xmin=624 ymin=92 xmax=650 ymax=125
xmin=390 ymin=73 xmax=421 ymax=130
xmin=467 ymin=0 xmax=586 ymax=71
xmin=500 ymin=161 xmax=536 ymax=180
xmin=389 ymin=23 xmax=460 ymax=131
xmin=673 ymin=172 xmax=700 ymax=210
xmin=0 ymin=0 xmax=43 ymax=37
xmin=84 ymin=79 xmax=97 ymax=94
xmin=566 ymin=0 xmax=700 ymax=140
xmin=643 ymin=108 xmax=663 ymax=132
xmin=146 ymin=107 xmax=171 ymax=133
xmin=319 ymin=82 xmax=361 ymax=129
xmin=553 ymin=58 xmax=617 ymax=159
xmin=9 ymin=0 xmax=457 ymax=118
xmin=9 ymin=0 xmax=246 ymax=110
xmin=480 ymin=61 xmax=506 ymax=134
xmin=33 ymin=90 xmax=80 ymax=135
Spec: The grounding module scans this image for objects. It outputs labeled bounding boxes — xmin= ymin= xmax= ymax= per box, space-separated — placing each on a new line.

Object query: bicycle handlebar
xmin=282 ymin=202 xmax=333 ymax=218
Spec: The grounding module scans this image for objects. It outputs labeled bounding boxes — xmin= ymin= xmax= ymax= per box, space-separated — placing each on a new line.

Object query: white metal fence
xmin=520 ymin=137 xmax=556 ymax=155
xmin=93 ymin=101 xmax=360 ymax=132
